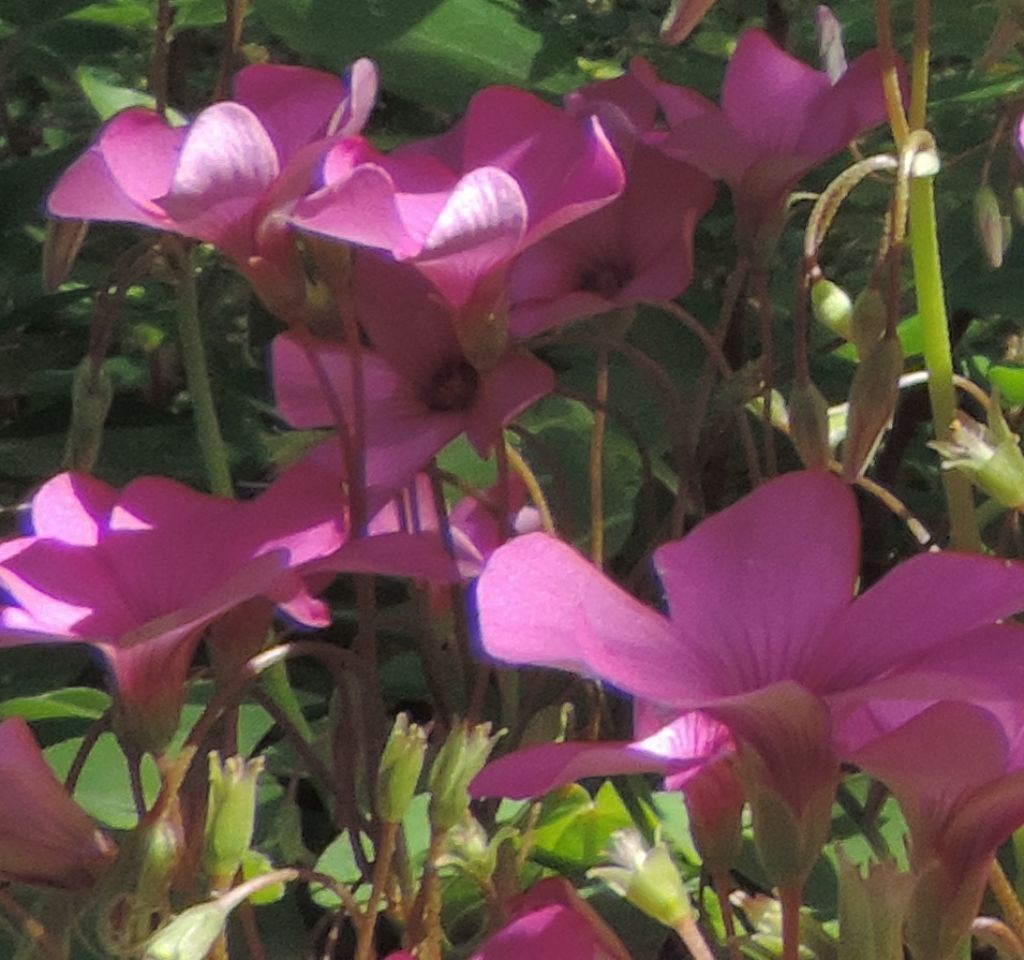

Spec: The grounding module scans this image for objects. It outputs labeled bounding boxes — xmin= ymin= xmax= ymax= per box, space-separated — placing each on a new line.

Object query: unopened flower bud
xmin=837 ymin=850 xmax=913 ymax=960
xmin=1012 ymin=185 xmax=1024 ymax=225
xmin=376 ymin=713 xmax=427 ymax=823
xmin=810 ymin=278 xmax=853 ymax=339
xmin=42 ymin=218 xmax=88 ymax=292
xmin=63 ymin=358 xmax=113 ymax=473
xmin=842 ymin=334 xmax=903 ymax=481
xmin=589 ymin=830 xmax=693 ymax=928
xmin=142 ymin=902 xmax=228 ymax=960
xmin=428 ymin=720 xmax=502 ymax=831
xmin=788 ymin=381 xmax=831 ymax=469
xmin=975 ymin=185 xmax=1009 ymax=268
xmin=815 ymin=5 xmax=848 ymax=83
xmin=930 ymin=399 xmax=1024 ymax=509
xmin=850 ymin=285 xmax=887 ymax=359
xmin=203 ymin=753 xmax=264 ymax=891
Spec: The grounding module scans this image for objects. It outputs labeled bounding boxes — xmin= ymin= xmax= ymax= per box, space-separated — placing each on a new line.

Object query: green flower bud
xmin=63 ymin=358 xmax=113 ymax=473
xmin=376 ymin=713 xmax=427 ymax=823
xmin=141 ymin=902 xmax=228 ymax=960
xmin=1012 ymin=185 xmax=1024 ymax=226
xmin=841 ymin=334 xmax=903 ymax=482
xmin=203 ymin=753 xmax=264 ymax=892
xmin=788 ymin=381 xmax=831 ymax=469
xmin=589 ymin=830 xmax=693 ymax=929
xmin=428 ymin=720 xmax=502 ymax=832
xmin=930 ymin=399 xmax=1024 ymax=510
xmin=849 ymin=285 xmax=887 ymax=360
xmin=837 ymin=850 xmax=913 ymax=960
xmin=810 ymin=278 xmax=853 ymax=339
xmin=975 ymin=185 xmax=1009 ymax=269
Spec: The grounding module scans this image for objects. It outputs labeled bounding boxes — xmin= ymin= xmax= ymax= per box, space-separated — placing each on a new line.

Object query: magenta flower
xmin=47 ymin=61 xmax=377 ymax=324
xmin=0 ymin=717 xmax=115 ymax=889
xmin=272 ymin=255 xmax=553 ymax=503
xmin=0 ymin=464 xmax=350 ymax=752
xmin=662 ymin=29 xmax=893 ymax=253
xmin=843 ymin=700 xmax=1024 ymax=960
xmin=290 ymin=87 xmax=624 ymax=361
xmin=369 ymin=473 xmax=541 ymax=580
xmin=472 ymin=470 xmax=1024 ymax=886
xmin=386 ymin=877 xmax=630 ymax=960
xmin=509 ymin=139 xmax=714 ymax=336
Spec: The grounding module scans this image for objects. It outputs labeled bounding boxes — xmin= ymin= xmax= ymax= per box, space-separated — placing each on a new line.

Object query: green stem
xmin=175 ymin=244 xmax=233 ymax=497
xmin=908 ymin=176 xmax=981 ymax=550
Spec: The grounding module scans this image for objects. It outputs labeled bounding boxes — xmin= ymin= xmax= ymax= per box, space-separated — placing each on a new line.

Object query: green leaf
xmin=530 ymin=781 xmax=632 ymax=870
xmin=973 ymin=355 xmax=1024 ymax=406
xmin=253 ymin=0 xmax=581 ymax=112
xmin=45 ymin=732 xmax=160 ymax=829
xmin=0 ymin=0 xmax=95 ymax=27
xmin=1 ymin=686 xmax=110 ymax=722
xmin=76 ymin=66 xmax=159 ymax=121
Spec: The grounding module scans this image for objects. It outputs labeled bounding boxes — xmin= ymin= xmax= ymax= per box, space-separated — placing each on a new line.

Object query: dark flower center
xmin=423 ymin=358 xmax=480 ymax=413
xmin=578 ymin=262 xmax=631 ymax=300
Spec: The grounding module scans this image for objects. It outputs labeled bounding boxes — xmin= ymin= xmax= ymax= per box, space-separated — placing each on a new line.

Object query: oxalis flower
xmin=0 ymin=464 xmax=350 ymax=753
xmin=842 ymin=699 xmax=1024 ymax=960
xmin=471 ymin=470 xmax=1024 ymax=889
xmin=47 ymin=60 xmax=378 ymax=326
xmin=0 ymin=717 xmax=115 ymax=890
xmin=290 ymin=86 xmax=624 ymax=368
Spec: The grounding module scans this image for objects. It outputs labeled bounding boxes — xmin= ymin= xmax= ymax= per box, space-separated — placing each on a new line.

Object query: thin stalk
xmin=872 ymin=0 xmax=909 ymax=146
xmin=779 ymin=885 xmax=803 ymax=960
xmin=991 ymin=859 xmax=1024 ymax=944
xmin=712 ymin=871 xmax=743 ymax=960
xmin=590 ymin=344 xmax=609 ymax=565
xmin=910 ymin=0 xmax=930 ymax=131
xmin=173 ymin=243 xmax=233 ymax=496
xmin=356 ymin=820 xmax=400 ymax=960
xmin=504 ymin=443 xmax=556 ymax=535
xmin=675 ymin=915 xmax=716 ymax=960
xmin=908 ymin=172 xmax=982 ymax=550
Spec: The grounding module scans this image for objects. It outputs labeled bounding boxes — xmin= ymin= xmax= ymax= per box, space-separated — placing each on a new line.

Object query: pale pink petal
xmin=30 ymin=472 xmax=117 ymax=544
xmin=474 ymin=533 xmax=699 ymax=703
xmin=157 ymin=102 xmax=279 ymax=254
xmin=660 ymin=0 xmax=718 ymax=44
xmin=653 ymin=470 xmax=858 ymax=695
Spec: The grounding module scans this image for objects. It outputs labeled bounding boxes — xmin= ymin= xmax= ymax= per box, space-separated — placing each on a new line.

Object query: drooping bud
xmin=975 ymin=185 xmax=1009 ymax=269
xmin=428 ymin=720 xmax=502 ymax=832
xmin=930 ymin=397 xmax=1024 ymax=510
xmin=810 ymin=278 xmax=853 ymax=339
xmin=203 ymin=753 xmax=264 ymax=892
xmin=141 ymin=902 xmax=228 ymax=960
xmin=589 ymin=830 xmax=694 ymax=928
xmin=1012 ymin=185 xmax=1024 ymax=225
xmin=788 ymin=381 xmax=832 ymax=469
xmin=376 ymin=713 xmax=428 ymax=824
xmin=836 ymin=850 xmax=913 ymax=960
xmin=841 ymin=333 xmax=903 ymax=481
xmin=815 ymin=6 xmax=848 ymax=83
xmin=62 ymin=358 xmax=113 ymax=473
xmin=849 ymin=285 xmax=887 ymax=359
xmin=659 ymin=0 xmax=718 ymax=45
xmin=42 ymin=218 xmax=88 ymax=292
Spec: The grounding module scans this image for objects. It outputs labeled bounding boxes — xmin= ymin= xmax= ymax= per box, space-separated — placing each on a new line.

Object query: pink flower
xmin=272 ymin=255 xmax=553 ymax=503
xmin=386 ymin=877 xmax=630 ymax=960
xmin=369 ymin=473 xmax=542 ymax=580
xmin=0 ymin=717 xmax=115 ymax=889
xmin=508 ymin=138 xmax=714 ymax=336
xmin=472 ymin=470 xmax=1024 ymax=887
xmin=290 ymin=87 xmax=624 ymax=363
xmin=661 ymin=29 xmax=893 ymax=253
xmin=0 ymin=464 xmax=350 ymax=751
xmin=47 ymin=61 xmax=377 ymax=324
xmin=843 ymin=700 xmax=1024 ymax=960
